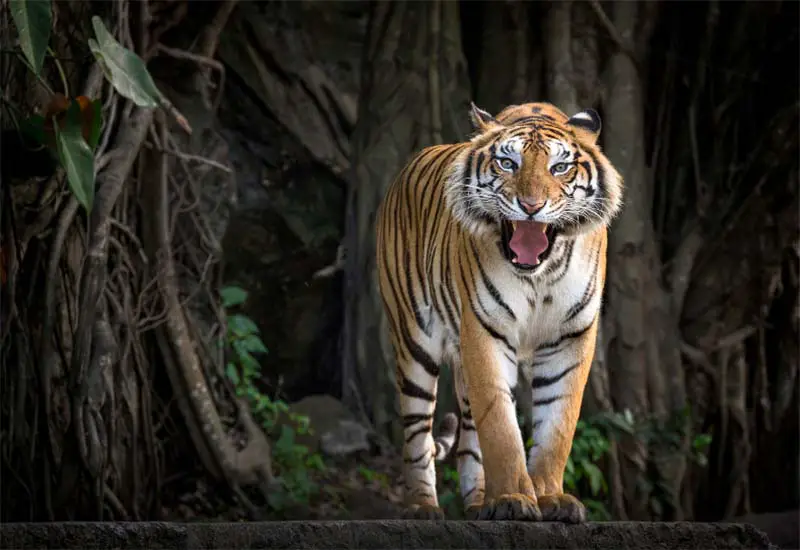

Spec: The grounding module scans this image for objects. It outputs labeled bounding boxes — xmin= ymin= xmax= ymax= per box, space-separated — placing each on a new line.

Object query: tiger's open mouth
xmin=500 ymin=220 xmax=559 ymax=269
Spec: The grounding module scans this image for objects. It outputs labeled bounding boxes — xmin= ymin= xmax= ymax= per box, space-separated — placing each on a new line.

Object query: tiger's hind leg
xmin=524 ymin=318 xmax=598 ymax=524
xmin=392 ymin=334 xmax=452 ymax=520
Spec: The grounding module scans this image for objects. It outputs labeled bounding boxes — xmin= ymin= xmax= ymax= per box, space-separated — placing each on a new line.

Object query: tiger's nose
xmin=519 ymin=198 xmax=547 ymax=215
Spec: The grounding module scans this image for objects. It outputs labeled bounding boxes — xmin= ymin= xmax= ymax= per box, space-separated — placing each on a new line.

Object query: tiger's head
xmin=446 ymin=101 xmax=623 ymax=269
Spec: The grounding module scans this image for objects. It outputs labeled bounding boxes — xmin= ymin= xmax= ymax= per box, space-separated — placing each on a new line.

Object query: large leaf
xmin=88 ymin=16 xmax=160 ymax=108
xmin=9 ymin=0 xmax=51 ymax=77
xmin=54 ymin=101 xmax=95 ymax=213
xmin=220 ymin=285 xmax=248 ymax=308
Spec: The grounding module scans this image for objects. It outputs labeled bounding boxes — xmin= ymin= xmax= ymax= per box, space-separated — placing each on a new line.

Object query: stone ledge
xmin=0 ymin=520 xmax=774 ymax=550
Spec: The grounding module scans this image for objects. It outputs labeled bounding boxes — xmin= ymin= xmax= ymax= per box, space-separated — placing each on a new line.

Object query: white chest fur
xmin=476 ymin=234 xmax=602 ymax=365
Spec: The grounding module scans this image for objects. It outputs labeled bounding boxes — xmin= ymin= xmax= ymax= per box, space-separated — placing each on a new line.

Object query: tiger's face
xmin=448 ymin=102 xmax=623 ymax=268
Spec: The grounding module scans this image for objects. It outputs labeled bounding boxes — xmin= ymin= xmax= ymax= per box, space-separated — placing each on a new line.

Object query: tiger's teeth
xmin=511 ymin=221 xmax=518 ymax=231
xmin=539 ymin=223 xmax=547 ymax=233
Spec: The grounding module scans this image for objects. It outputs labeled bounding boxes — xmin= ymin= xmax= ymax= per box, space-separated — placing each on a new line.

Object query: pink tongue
xmin=509 ymin=221 xmax=549 ymax=265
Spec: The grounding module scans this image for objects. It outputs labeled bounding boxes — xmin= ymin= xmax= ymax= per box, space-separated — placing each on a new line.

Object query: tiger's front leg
xmin=460 ymin=306 xmax=542 ymax=521
xmin=525 ymin=317 xmax=599 ymax=524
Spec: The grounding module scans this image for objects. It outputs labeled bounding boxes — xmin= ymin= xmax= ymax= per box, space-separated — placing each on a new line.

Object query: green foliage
xmin=357 ymin=466 xmax=389 ymax=489
xmin=436 ymin=464 xmax=463 ymax=519
xmin=220 ymin=285 xmax=326 ymax=513
xmin=564 ymin=417 xmax=615 ymax=521
xmin=88 ymin=16 xmax=161 ymax=108
xmin=54 ymin=100 xmax=95 ymax=212
xmin=561 ymin=408 xmax=713 ymax=521
xmin=9 ymin=0 xmax=51 ymax=76
xmin=7 ymin=2 xmax=171 ymax=213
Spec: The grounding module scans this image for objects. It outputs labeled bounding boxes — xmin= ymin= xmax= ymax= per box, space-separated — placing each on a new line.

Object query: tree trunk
xmin=341 ymin=0 xmax=471 ymax=440
xmin=602 ymin=0 xmax=654 ymax=521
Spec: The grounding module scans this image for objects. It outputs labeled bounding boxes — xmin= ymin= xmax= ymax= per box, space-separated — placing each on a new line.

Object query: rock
xmin=284 ymin=395 xmax=372 ymax=457
xmin=0 ymin=520 xmax=775 ymax=549
xmin=320 ymin=419 xmax=372 ymax=457
xmin=734 ymin=509 xmax=799 ymax=549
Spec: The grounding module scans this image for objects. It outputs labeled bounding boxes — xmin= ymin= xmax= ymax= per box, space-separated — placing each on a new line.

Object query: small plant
xmin=564 ymin=417 xmax=616 ymax=521
xmin=220 ymin=285 xmax=326 ymax=512
xmin=358 ymin=466 xmax=390 ymax=489
xmin=563 ymin=408 xmax=713 ymax=521
xmin=436 ymin=463 xmax=462 ymax=519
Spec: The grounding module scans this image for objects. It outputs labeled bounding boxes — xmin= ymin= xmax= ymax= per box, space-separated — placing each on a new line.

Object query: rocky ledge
xmin=0 ymin=520 xmax=775 ymax=549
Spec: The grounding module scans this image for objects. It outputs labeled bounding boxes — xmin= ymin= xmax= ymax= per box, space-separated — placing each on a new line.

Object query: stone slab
xmin=0 ymin=520 xmax=775 ymax=550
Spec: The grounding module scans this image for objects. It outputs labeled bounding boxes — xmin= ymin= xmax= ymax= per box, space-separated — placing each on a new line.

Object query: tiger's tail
xmin=433 ymin=412 xmax=459 ymax=461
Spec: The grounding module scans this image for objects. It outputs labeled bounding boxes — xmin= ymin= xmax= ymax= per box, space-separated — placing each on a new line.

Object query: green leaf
xmin=10 ymin=0 xmax=51 ymax=77
xmin=580 ymin=459 xmax=605 ymax=497
xmin=54 ymin=100 xmax=95 ymax=212
xmin=693 ymin=433 xmax=712 ymax=449
xmin=228 ymin=314 xmax=260 ymax=338
xmin=221 ymin=285 xmax=248 ymax=308
xmin=225 ymin=362 xmax=239 ymax=385
xmin=88 ymin=16 xmax=160 ymax=108
xmin=86 ymin=99 xmax=103 ymax=151
xmin=238 ymin=334 xmax=268 ymax=354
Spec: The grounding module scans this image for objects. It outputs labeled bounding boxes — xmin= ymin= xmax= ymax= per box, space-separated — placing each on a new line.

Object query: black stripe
xmin=404 ymin=246 xmax=429 ymax=336
xmin=531 ymin=362 xmax=580 ymax=389
xmin=398 ymin=369 xmax=435 ymax=401
xmin=533 ymin=395 xmax=564 ymax=407
xmin=459 ymin=254 xmax=516 ymax=353
xmin=404 ymin=450 xmax=430 ymax=465
xmin=398 ymin=317 xmax=440 ymax=378
xmin=403 ymin=413 xmax=433 ymax=427
xmin=469 ymin=241 xmax=516 ymax=320
xmin=536 ymin=318 xmax=595 ymax=352
xmin=564 ymin=244 xmax=601 ymax=322
xmin=549 ymin=239 xmax=575 ymax=283
xmin=405 ymin=426 xmax=429 ymax=444
xmin=456 ymin=449 xmax=483 ymax=464
xmin=468 ymin=292 xmax=516 ymax=352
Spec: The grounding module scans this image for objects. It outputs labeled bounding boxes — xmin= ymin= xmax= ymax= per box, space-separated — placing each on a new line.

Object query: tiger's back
xmin=376 ymin=102 xmax=623 ymax=522
xmin=377 ymin=142 xmax=469 ymax=363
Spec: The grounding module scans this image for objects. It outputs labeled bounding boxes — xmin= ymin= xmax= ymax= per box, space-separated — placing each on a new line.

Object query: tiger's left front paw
xmin=538 ymin=493 xmax=587 ymax=523
xmin=474 ymin=493 xmax=542 ymax=521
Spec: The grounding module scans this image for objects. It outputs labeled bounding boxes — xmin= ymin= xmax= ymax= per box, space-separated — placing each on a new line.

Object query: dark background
xmin=1 ymin=0 xmax=797 ymax=532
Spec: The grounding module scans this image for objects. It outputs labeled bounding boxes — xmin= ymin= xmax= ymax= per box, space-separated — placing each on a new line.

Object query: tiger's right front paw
xmin=473 ymin=493 xmax=542 ymax=521
xmin=402 ymin=503 xmax=446 ymax=520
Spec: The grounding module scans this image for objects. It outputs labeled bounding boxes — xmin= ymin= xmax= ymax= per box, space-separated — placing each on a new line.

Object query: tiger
xmin=375 ymin=100 xmax=623 ymax=521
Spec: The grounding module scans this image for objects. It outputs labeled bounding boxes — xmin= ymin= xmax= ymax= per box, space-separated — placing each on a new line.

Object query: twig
xmin=142 ymin=141 xmax=232 ymax=173
xmin=714 ymin=325 xmax=758 ymax=351
xmin=198 ymin=0 xmax=239 ymax=59
xmin=312 ymin=244 xmax=346 ymax=279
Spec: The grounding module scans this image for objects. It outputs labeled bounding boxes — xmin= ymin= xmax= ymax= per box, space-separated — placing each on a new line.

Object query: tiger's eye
xmin=498 ymin=158 xmax=516 ymax=171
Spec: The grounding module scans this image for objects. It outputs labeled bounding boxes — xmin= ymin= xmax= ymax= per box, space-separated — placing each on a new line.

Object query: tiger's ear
xmin=469 ymin=102 xmax=499 ymax=133
xmin=567 ymin=109 xmax=602 ymax=145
